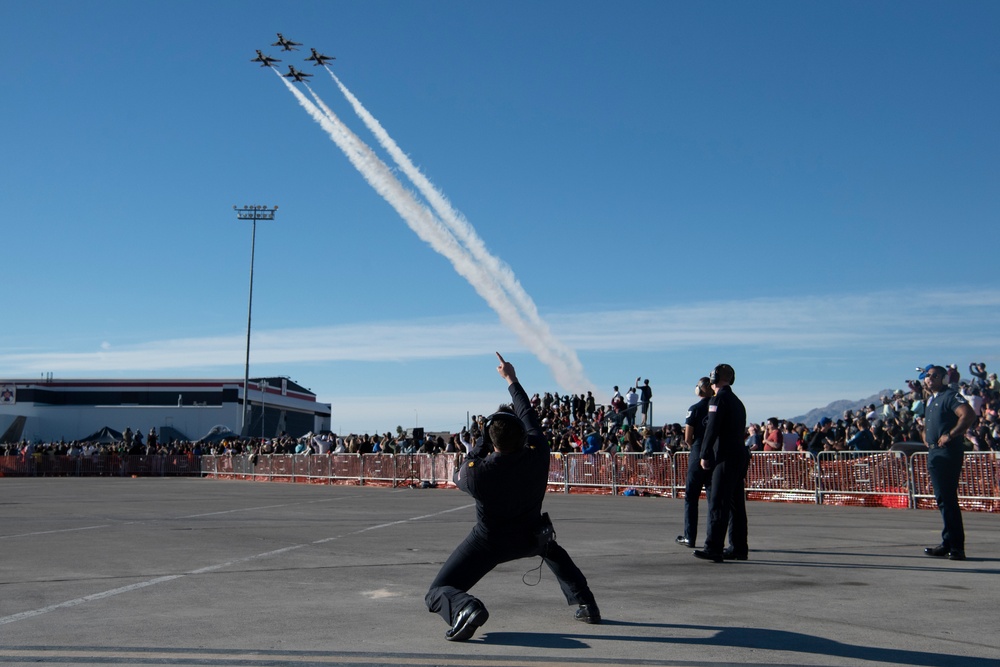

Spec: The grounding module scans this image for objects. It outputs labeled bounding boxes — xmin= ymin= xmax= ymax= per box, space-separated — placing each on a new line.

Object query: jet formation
xmin=272 ymin=33 xmax=302 ymax=51
xmin=251 ymin=50 xmax=281 ymax=67
xmin=283 ymin=66 xmax=313 ymax=83
xmin=304 ymin=48 xmax=335 ymax=66
xmin=255 ymin=35 xmax=335 ymax=84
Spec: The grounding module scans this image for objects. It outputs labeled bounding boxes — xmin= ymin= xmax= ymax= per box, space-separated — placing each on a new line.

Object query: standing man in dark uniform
xmin=425 ymin=353 xmax=600 ymax=642
xmin=676 ymin=377 xmax=714 ymax=549
xmin=921 ymin=365 xmax=976 ymax=561
xmin=694 ymin=363 xmax=750 ymax=563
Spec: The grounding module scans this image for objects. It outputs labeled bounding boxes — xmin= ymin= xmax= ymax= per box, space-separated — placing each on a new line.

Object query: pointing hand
xmin=496 ymin=352 xmax=517 ymax=385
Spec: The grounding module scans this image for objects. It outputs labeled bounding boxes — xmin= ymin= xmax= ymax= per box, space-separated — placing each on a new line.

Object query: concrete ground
xmin=0 ymin=477 xmax=997 ymax=667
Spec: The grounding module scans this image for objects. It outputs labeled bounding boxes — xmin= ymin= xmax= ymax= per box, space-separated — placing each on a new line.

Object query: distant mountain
xmin=790 ymin=390 xmax=896 ymax=426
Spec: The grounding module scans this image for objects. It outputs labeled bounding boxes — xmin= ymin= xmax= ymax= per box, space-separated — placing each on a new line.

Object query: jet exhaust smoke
xmin=324 ymin=70 xmax=589 ymax=391
xmin=276 ymin=70 xmax=592 ymax=393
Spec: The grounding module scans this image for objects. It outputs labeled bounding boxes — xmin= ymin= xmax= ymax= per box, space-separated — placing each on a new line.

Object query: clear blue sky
xmin=3 ymin=1 xmax=998 ymax=434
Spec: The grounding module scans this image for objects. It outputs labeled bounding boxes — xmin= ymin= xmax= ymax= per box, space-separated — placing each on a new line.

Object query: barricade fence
xmin=3 ymin=451 xmax=998 ymax=512
xmin=0 ymin=454 xmax=201 ymax=477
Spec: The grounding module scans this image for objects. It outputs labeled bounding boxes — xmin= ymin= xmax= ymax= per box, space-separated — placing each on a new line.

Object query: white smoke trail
xmin=322 ymin=69 xmax=589 ymax=390
xmin=277 ymin=72 xmax=590 ymax=390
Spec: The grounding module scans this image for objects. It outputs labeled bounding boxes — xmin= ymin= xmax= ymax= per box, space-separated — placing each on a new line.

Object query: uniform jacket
xmin=454 ymin=381 xmax=549 ymax=536
xmin=700 ymin=385 xmax=748 ymax=468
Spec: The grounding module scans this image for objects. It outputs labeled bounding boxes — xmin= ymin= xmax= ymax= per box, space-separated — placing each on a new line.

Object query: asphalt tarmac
xmin=1 ymin=477 xmax=997 ymax=667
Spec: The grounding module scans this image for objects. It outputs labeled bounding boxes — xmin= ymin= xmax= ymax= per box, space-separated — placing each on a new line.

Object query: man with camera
xmin=424 ymin=353 xmax=600 ymax=641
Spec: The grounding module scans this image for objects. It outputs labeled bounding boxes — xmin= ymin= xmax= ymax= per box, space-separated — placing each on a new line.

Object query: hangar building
xmin=0 ymin=377 xmax=332 ymax=444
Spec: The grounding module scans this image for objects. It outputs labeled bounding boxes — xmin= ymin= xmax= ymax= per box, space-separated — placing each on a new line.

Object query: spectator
xmin=624 ymin=387 xmax=639 ymax=428
xmin=763 ymin=418 xmax=782 ymax=451
xmin=969 ymin=362 xmax=987 ymax=389
xmin=643 ymin=428 xmax=664 ymax=454
xmin=581 ymin=431 xmax=603 ymax=454
xmin=962 ymin=385 xmax=985 ymax=417
xmin=637 ymin=378 xmax=653 ymax=427
xmin=806 ymin=418 xmax=834 ymax=456
xmin=846 ymin=417 xmax=876 ymax=451
xmin=781 ymin=421 xmax=798 ymax=452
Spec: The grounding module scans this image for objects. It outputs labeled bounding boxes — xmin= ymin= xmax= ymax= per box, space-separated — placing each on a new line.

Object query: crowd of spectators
xmin=4 ymin=362 xmax=999 ymax=461
xmin=746 ymin=363 xmax=1000 ymax=456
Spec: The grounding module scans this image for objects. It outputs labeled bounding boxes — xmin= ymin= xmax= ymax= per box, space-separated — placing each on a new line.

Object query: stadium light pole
xmin=233 ymin=205 xmax=278 ymax=435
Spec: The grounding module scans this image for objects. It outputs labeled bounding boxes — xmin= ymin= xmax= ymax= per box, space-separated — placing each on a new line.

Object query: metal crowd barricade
xmin=672 ymin=451 xmax=691 ymax=499
xmin=7 ymin=451 xmax=1000 ymax=513
xmin=615 ymin=453 xmax=672 ymax=495
xmin=308 ymin=454 xmax=332 ymax=483
xmin=433 ymin=453 xmax=460 ymax=488
xmin=330 ymin=454 xmax=363 ymax=485
xmin=911 ymin=451 xmax=1000 ymax=512
xmin=0 ymin=454 xmax=204 ymax=478
xmin=547 ymin=453 xmax=569 ymax=493
xmin=362 ymin=453 xmax=397 ymax=486
xmin=816 ymin=451 xmax=910 ymax=508
xmin=391 ymin=454 xmax=417 ymax=487
xmin=230 ymin=454 xmax=254 ymax=480
xmin=746 ymin=452 xmax=817 ymax=504
xmin=563 ymin=453 xmax=616 ymax=494
xmin=268 ymin=454 xmax=295 ymax=482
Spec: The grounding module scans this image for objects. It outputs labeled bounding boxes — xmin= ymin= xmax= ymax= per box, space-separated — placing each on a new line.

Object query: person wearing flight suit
xmin=694 ymin=363 xmax=750 ymax=563
xmin=675 ymin=377 xmax=714 ymax=549
xmin=921 ymin=365 xmax=976 ymax=561
xmin=425 ymin=353 xmax=600 ymax=642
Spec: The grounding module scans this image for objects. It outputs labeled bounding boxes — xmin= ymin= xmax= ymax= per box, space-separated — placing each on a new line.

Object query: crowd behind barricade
xmin=745 ymin=362 xmax=1000 ymax=456
xmin=4 ymin=363 xmax=999 ymax=462
xmin=1 ymin=425 xmax=205 ymax=460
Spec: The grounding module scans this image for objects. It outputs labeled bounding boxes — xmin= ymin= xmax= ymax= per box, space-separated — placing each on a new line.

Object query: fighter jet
xmin=283 ymin=66 xmax=313 ymax=83
xmin=251 ymin=50 xmax=281 ymax=67
xmin=304 ymin=48 xmax=335 ymax=67
xmin=272 ymin=33 xmax=302 ymax=51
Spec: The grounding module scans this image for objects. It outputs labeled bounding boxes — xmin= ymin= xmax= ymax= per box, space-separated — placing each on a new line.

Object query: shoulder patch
xmin=709 ymin=405 xmax=718 ymax=412
xmin=468 ymin=461 xmax=475 ymax=467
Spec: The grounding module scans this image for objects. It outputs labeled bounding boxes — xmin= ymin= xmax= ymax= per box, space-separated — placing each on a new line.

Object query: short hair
xmin=487 ymin=405 xmax=525 ymax=453
xmin=711 ymin=363 xmax=736 ymax=385
xmin=696 ymin=377 xmax=713 ymax=398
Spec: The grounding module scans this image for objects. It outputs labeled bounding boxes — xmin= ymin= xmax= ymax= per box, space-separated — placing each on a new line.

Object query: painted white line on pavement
xmin=0 ymin=524 xmax=111 ymax=540
xmin=0 ymin=503 xmax=473 ymax=626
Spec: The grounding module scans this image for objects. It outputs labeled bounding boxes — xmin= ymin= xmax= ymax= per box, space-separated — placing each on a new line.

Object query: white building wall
xmin=3 ymin=404 xmax=243 ymax=444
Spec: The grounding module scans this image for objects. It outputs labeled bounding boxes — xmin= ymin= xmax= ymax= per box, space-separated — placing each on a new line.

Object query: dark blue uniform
xmin=700 ymin=385 xmax=749 ymax=556
xmin=924 ymin=387 xmax=968 ymax=552
xmin=682 ymin=397 xmax=712 ymax=545
xmin=425 ymin=381 xmax=596 ymax=625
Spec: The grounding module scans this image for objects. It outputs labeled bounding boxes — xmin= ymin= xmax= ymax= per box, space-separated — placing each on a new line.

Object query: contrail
xmin=277 ymin=72 xmax=591 ymax=390
xmin=322 ymin=69 xmax=589 ymax=391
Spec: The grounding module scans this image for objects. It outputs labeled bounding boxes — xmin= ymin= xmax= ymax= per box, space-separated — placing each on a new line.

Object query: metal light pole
xmin=261 ymin=379 xmax=269 ymax=441
xmin=234 ymin=205 xmax=278 ymax=435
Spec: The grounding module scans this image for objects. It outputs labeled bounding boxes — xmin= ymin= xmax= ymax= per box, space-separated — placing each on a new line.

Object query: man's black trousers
xmin=425 ymin=527 xmax=595 ymax=624
xmin=927 ymin=446 xmax=965 ymax=550
xmin=705 ymin=450 xmax=750 ymax=555
xmin=683 ymin=443 xmax=711 ymax=545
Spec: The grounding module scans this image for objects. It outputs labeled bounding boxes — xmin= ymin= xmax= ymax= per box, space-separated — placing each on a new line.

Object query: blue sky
xmin=3 ymin=1 xmax=998 ymax=434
